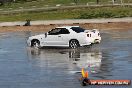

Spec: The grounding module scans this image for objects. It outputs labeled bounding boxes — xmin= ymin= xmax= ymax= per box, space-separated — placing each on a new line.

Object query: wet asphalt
xmin=0 ymin=29 xmax=132 ymax=88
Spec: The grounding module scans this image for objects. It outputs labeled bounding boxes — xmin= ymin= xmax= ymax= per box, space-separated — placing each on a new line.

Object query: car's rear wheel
xmin=94 ymin=39 xmax=100 ymax=44
xmin=31 ymin=39 xmax=40 ymax=48
xmin=69 ymin=40 xmax=80 ymax=49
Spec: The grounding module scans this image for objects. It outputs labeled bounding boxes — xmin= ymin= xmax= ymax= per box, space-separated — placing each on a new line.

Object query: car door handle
xmin=58 ymin=36 xmax=61 ymax=37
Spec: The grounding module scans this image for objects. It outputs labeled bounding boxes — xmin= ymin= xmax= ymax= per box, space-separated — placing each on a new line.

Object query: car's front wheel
xmin=69 ymin=40 xmax=80 ymax=49
xmin=31 ymin=39 xmax=40 ymax=48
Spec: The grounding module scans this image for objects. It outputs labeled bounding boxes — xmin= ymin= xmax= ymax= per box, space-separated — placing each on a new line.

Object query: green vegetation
xmin=0 ymin=0 xmax=132 ymax=10
xmin=78 ymin=7 xmax=132 ymax=19
xmin=0 ymin=0 xmax=132 ymax=22
xmin=0 ymin=6 xmax=132 ymax=22
xmin=0 ymin=0 xmax=96 ymax=10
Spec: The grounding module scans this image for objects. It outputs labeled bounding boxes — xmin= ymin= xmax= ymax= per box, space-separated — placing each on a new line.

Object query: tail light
xmin=87 ymin=34 xmax=89 ymax=37
xmin=87 ymin=34 xmax=91 ymax=37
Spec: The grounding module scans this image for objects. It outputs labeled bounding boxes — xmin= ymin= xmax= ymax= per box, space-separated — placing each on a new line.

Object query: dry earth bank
xmin=0 ymin=22 xmax=132 ymax=32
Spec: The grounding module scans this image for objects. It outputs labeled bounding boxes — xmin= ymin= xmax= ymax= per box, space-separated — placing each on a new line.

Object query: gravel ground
xmin=0 ymin=18 xmax=132 ymax=32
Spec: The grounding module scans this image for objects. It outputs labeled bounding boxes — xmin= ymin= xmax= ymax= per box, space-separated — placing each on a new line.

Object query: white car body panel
xmin=27 ymin=26 xmax=101 ymax=48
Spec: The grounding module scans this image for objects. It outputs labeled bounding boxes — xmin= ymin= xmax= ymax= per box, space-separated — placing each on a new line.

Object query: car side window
xmin=48 ymin=29 xmax=61 ymax=35
xmin=48 ymin=28 xmax=70 ymax=35
xmin=59 ymin=28 xmax=70 ymax=34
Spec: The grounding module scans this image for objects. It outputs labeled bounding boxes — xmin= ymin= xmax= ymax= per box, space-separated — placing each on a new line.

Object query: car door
xmin=43 ymin=28 xmax=63 ymax=46
xmin=57 ymin=28 xmax=70 ymax=46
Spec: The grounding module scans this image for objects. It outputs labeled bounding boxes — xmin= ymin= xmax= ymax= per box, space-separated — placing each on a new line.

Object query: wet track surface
xmin=0 ymin=29 xmax=132 ymax=88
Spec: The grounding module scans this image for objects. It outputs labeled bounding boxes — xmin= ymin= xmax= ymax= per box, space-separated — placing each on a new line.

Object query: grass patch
xmin=0 ymin=0 xmax=132 ymax=11
xmin=0 ymin=6 xmax=132 ymax=22
xmin=0 ymin=10 xmax=79 ymax=21
xmin=78 ymin=7 xmax=132 ymax=19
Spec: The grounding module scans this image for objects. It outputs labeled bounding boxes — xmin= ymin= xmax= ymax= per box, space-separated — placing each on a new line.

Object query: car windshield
xmin=71 ymin=27 xmax=85 ymax=33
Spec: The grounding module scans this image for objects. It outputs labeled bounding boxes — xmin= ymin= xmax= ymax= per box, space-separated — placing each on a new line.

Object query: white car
xmin=27 ymin=26 xmax=101 ymax=48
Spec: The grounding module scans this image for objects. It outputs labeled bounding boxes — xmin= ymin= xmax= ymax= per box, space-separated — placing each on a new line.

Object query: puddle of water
xmin=0 ymin=49 xmax=9 ymax=54
xmin=0 ymin=30 xmax=132 ymax=88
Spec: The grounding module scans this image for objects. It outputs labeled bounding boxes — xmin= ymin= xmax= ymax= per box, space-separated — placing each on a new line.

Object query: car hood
xmin=29 ymin=34 xmax=45 ymax=40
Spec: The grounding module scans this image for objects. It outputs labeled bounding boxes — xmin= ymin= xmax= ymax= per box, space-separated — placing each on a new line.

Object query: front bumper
xmin=27 ymin=39 xmax=31 ymax=46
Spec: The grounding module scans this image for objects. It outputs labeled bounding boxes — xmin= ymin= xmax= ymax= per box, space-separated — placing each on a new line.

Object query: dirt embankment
xmin=0 ymin=22 xmax=132 ymax=32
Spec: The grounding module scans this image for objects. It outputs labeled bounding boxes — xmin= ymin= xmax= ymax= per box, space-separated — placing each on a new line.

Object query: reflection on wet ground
xmin=0 ymin=29 xmax=132 ymax=88
xmin=27 ymin=48 xmax=102 ymax=74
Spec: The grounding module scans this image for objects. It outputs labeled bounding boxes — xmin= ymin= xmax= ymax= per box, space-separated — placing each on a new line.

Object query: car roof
xmin=56 ymin=26 xmax=79 ymax=29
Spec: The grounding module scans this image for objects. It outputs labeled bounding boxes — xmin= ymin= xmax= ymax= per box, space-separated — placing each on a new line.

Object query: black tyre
xmin=69 ymin=40 xmax=80 ymax=49
xmin=94 ymin=39 xmax=100 ymax=44
xmin=31 ymin=40 xmax=40 ymax=48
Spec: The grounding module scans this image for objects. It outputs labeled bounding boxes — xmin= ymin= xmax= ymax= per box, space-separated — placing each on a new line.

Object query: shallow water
xmin=0 ymin=29 xmax=132 ymax=88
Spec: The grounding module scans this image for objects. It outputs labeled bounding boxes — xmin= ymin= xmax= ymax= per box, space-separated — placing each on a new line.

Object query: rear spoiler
xmin=84 ymin=29 xmax=99 ymax=33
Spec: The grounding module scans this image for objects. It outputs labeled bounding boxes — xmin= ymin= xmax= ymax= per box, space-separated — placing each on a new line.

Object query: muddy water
xmin=0 ymin=29 xmax=132 ymax=88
